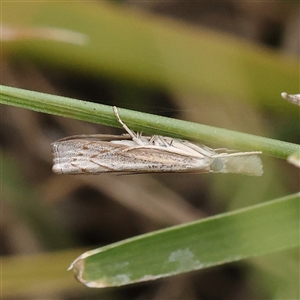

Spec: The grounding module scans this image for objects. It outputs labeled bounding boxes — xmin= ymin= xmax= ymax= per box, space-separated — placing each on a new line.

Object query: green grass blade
xmin=69 ymin=193 xmax=299 ymax=288
xmin=2 ymin=2 xmax=298 ymax=113
xmin=0 ymin=84 xmax=298 ymax=158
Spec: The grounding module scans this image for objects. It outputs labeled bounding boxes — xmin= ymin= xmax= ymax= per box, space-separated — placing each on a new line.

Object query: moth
xmin=52 ymin=107 xmax=263 ymax=176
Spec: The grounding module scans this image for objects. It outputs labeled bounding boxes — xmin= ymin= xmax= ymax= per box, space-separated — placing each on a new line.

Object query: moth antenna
xmin=113 ymin=106 xmax=144 ymax=146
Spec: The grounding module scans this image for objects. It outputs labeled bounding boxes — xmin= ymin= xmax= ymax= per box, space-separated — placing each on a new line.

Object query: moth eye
xmin=210 ymin=158 xmax=224 ymax=172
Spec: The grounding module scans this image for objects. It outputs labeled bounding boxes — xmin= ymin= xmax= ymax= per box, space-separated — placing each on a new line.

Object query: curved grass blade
xmin=0 ymin=85 xmax=298 ymax=159
xmin=69 ymin=193 xmax=299 ymax=288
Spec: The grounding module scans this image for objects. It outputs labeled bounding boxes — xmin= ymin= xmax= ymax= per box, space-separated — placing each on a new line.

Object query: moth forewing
xmin=51 ymin=137 xmax=213 ymax=175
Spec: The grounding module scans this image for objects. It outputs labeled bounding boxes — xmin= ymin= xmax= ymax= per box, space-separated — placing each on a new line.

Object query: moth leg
xmin=149 ymin=135 xmax=170 ymax=147
xmin=180 ymin=141 xmax=262 ymax=158
xmin=179 ymin=140 xmax=216 ymax=157
xmin=113 ymin=106 xmax=144 ymax=146
xmin=158 ymin=136 xmax=173 ymax=147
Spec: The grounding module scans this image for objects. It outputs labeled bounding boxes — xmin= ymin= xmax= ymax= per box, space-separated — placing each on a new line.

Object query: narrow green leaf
xmin=0 ymin=85 xmax=298 ymax=159
xmin=69 ymin=193 xmax=299 ymax=288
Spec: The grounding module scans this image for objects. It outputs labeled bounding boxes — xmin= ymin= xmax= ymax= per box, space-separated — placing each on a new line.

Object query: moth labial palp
xmin=51 ymin=106 xmax=263 ymax=176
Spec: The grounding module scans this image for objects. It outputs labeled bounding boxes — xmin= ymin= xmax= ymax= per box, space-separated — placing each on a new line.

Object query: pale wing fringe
xmin=219 ymin=155 xmax=263 ymax=176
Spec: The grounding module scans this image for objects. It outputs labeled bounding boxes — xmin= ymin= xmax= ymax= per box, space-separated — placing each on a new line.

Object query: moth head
xmin=210 ymin=158 xmax=224 ymax=172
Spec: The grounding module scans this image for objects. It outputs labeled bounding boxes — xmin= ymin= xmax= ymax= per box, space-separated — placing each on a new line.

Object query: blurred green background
xmin=1 ymin=1 xmax=299 ymax=299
